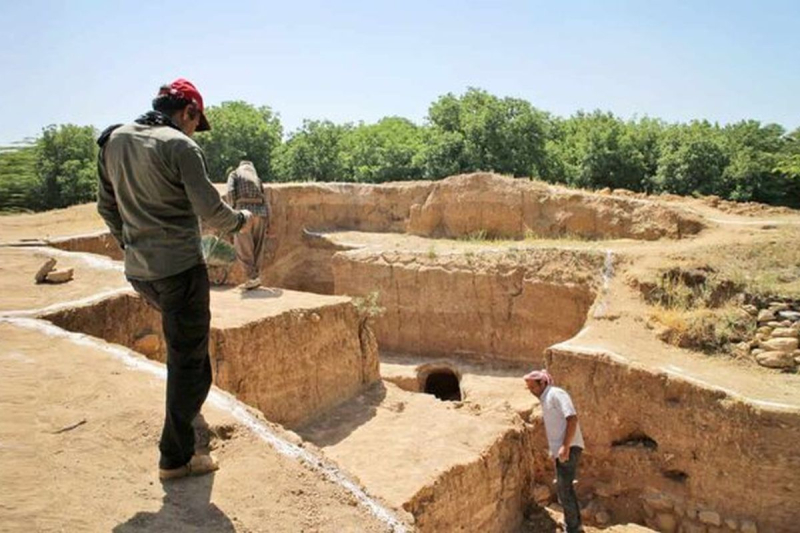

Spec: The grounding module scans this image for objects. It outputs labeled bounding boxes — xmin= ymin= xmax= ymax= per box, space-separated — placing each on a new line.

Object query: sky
xmin=0 ymin=0 xmax=798 ymax=145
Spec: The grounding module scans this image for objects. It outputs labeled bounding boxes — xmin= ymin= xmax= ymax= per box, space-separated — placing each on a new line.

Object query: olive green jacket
xmin=97 ymin=120 xmax=243 ymax=280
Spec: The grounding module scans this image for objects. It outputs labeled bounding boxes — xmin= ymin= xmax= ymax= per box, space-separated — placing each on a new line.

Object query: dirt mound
xmin=407 ymin=173 xmax=705 ymax=241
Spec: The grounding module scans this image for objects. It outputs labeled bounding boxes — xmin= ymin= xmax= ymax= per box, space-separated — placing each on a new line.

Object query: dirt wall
xmin=41 ymin=292 xmax=164 ymax=360
xmin=41 ymin=293 xmax=380 ymax=428
xmin=209 ymin=300 xmax=380 ymax=427
xmin=333 ymin=249 xmax=602 ymax=362
xmin=257 ymin=182 xmax=433 ymax=292
xmin=407 ymin=173 xmax=705 ymax=241
xmin=545 ymin=346 xmax=800 ymax=533
xmin=404 ymin=424 xmax=535 ymax=533
xmin=48 ymin=231 xmax=124 ymax=260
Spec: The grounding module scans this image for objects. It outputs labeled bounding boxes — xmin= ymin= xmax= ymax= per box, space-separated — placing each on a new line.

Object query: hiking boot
xmin=159 ymin=453 xmax=219 ymax=481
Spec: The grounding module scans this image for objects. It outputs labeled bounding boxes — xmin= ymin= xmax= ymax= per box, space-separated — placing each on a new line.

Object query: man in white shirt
xmin=525 ymin=369 xmax=585 ymax=533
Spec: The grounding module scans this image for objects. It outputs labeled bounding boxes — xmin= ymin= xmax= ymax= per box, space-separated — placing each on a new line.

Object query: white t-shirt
xmin=539 ymin=385 xmax=585 ymax=457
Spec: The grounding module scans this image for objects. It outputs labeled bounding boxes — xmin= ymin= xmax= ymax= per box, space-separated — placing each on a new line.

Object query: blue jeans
xmin=555 ymin=446 xmax=583 ymax=533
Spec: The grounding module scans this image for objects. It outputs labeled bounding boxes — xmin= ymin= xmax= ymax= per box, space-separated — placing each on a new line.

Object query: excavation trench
xmin=33 ymin=240 xmax=605 ymax=533
xmin=27 ymin=174 xmax=795 ymax=532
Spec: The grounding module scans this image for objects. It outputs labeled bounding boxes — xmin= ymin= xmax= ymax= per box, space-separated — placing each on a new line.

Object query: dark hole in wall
xmin=662 ymin=470 xmax=689 ymax=483
xmin=611 ymin=432 xmax=658 ymax=450
xmin=424 ymin=370 xmax=462 ymax=401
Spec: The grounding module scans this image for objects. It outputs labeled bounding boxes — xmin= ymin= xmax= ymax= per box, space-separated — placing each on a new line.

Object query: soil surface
xmin=0 ymin=320 xmax=397 ymax=533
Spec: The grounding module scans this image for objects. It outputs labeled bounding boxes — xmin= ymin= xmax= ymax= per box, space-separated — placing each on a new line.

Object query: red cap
xmin=159 ymin=78 xmax=211 ymax=132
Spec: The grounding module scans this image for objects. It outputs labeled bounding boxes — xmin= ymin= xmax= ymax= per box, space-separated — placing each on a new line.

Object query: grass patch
xmin=714 ymin=228 xmax=800 ymax=299
xmin=352 ymin=291 xmax=385 ymax=319
xmin=653 ymin=305 xmax=754 ymax=353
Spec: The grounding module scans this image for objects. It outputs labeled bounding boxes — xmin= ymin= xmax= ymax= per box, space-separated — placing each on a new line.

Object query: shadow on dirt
xmin=113 ymin=473 xmax=234 ymax=533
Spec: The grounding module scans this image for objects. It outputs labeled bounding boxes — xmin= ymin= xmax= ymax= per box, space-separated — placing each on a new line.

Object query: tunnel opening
xmin=423 ymin=370 xmax=462 ymax=401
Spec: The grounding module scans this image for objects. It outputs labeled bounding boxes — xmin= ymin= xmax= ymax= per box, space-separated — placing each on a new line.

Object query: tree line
xmin=1 ymin=88 xmax=798 ymax=213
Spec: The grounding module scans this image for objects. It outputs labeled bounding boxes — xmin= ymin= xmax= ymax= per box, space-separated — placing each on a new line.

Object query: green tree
xmin=195 ymin=101 xmax=282 ymax=182
xmin=653 ymin=121 xmax=728 ymax=196
xmin=425 ymin=88 xmax=549 ymax=177
xmin=36 ymin=124 xmax=98 ymax=209
xmin=776 ymin=127 xmax=800 ymax=179
xmin=340 ymin=117 xmax=424 ymax=182
xmin=542 ymin=111 xmax=650 ymax=191
xmin=0 ymin=145 xmax=39 ymax=212
xmin=414 ymin=128 xmax=466 ymax=179
xmin=720 ymin=120 xmax=787 ymax=204
xmin=272 ymin=120 xmax=351 ymax=181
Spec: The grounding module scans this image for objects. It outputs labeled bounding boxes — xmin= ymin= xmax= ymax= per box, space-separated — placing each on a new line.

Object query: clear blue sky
xmin=1 ymin=0 xmax=798 ymax=144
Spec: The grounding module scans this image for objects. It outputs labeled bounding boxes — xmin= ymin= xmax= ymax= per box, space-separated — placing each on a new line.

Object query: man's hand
xmin=558 ymin=445 xmax=570 ymax=463
xmin=239 ymin=209 xmax=254 ymax=233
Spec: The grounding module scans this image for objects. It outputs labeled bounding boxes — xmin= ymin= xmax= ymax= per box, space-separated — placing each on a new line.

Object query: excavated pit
xmin=10 ymin=173 xmax=798 ymax=532
xmin=39 ymin=288 xmax=380 ymax=428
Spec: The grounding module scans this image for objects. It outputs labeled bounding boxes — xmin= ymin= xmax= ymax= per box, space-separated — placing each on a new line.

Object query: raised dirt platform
xmin=40 ymin=284 xmax=380 ymax=429
xmin=0 ymin=320 xmax=396 ymax=533
xmin=0 ymin=246 xmax=126 ymax=315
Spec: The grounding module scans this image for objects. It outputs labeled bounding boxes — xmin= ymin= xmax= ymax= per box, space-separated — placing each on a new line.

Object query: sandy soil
xmin=0 ymin=247 xmax=126 ymax=314
xmin=0 ymin=203 xmax=106 ymax=243
xmin=0 ymin=320 xmax=398 ymax=533
xmin=209 ymin=286 xmax=350 ymax=329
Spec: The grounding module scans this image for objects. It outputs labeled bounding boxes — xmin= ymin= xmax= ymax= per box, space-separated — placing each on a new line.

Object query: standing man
xmin=226 ymin=160 xmax=269 ymax=290
xmin=525 ymin=369 xmax=585 ymax=533
xmin=97 ymin=78 xmax=253 ymax=480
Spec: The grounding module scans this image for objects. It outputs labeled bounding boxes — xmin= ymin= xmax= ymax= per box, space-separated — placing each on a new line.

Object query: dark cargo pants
xmin=556 ymin=446 xmax=583 ymax=533
xmin=129 ymin=263 xmax=212 ymax=470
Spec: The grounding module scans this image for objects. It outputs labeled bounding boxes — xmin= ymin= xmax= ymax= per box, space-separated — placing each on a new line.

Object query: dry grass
xmin=644 ymin=226 xmax=800 ymax=355
xmin=653 ymin=306 xmax=755 ymax=354
xmin=714 ymin=227 xmax=800 ymax=299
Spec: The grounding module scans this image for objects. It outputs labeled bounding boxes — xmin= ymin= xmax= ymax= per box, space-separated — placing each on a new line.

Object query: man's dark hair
xmin=152 ymin=85 xmax=197 ymax=119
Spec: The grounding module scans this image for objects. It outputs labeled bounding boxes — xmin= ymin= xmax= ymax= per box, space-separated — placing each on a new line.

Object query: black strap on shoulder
xmin=97 ymin=124 xmax=123 ymax=147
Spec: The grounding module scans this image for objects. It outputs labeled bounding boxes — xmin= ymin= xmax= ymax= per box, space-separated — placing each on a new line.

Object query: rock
xmin=45 ymin=268 xmax=74 ymax=284
xmin=34 ymin=257 xmax=57 ymax=283
xmin=724 ymin=518 xmax=738 ymax=530
xmin=757 ymin=309 xmax=776 ymax=323
xmin=770 ymin=327 xmax=799 ymax=338
xmin=769 ymin=302 xmax=789 ymax=312
xmin=595 ymin=511 xmax=610 ymax=526
xmin=532 ymin=483 xmax=551 ymax=504
xmin=760 ymin=337 xmax=799 ymax=353
xmin=133 ymin=334 xmax=161 ymax=356
xmin=740 ymin=519 xmax=757 ymax=533
xmin=755 ymin=351 xmax=796 ymax=369
xmin=795 ymin=355 xmax=800 ymax=365
xmin=751 ymin=348 xmax=764 ymax=357
xmin=698 ymin=510 xmax=722 ymax=526
xmin=766 ymin=321 xmax=783 ymax=328
xmin=656 ymin=512 xmax=678 ymax=533
xmin=641 ymin=491 xmax=674 ymax=512
xmin=780 ymin=320 xmax=792 ymax=327
xmin=756 ymin=326 xmax=773 ymax=336
xmin=778 ymin=310 xmax=800 ymax=321
xmin=742 ymin=304 xmax=758 ymax=316
xmin=733 ymin=342 xmax=751 ymax=358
